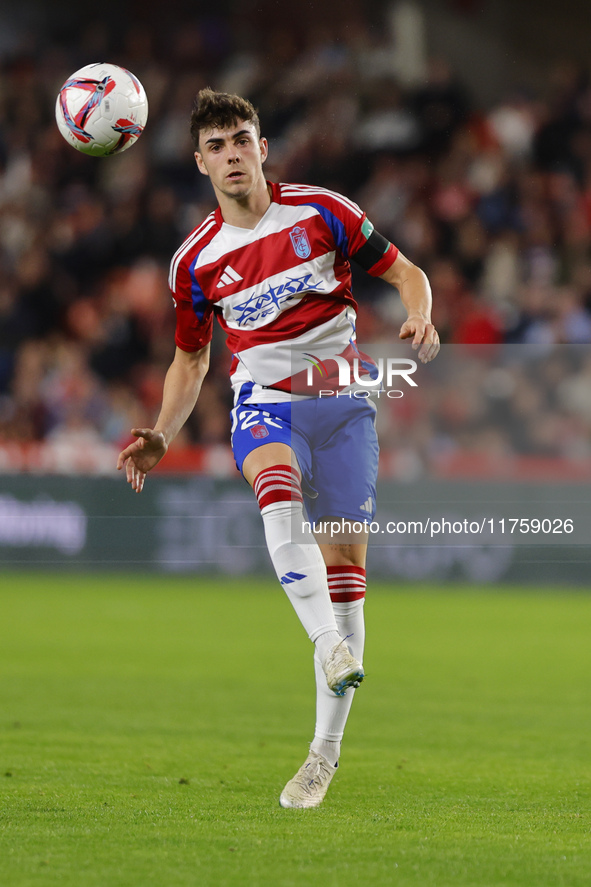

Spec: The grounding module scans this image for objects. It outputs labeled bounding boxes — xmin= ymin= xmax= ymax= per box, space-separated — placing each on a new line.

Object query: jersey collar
xmin=214 ymin=180 xmax=282 ymax=229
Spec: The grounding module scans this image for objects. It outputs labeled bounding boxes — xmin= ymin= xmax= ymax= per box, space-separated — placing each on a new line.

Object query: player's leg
xmin=279 ymin=531 xmax=368 ymax=808
xmin=242 ymin=441 xmax=342 ymax=657
xmin=311 ymin=531 xmax=368 ymax=768
xmin=232 ymin=402 xmax=363 ymax=677
xmin=305 ymin=396 xmax=377 ymax=759
xmin=279 ymin=396 xmax=376 ymax=808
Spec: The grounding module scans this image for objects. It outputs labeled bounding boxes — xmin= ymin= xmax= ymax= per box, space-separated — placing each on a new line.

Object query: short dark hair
xmin=190 ymin=87 xmax=261 ymax=150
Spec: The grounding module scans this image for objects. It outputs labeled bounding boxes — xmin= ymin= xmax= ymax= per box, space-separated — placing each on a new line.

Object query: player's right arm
xmin=117 ymin=343 xmax=210 ymax=492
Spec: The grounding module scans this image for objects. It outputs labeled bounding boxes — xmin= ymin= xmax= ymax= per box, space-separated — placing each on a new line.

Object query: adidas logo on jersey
xmin=359 ymin=497 xmax=373 ymax=513
xmin=216 ymin=265 xmax=243 ymax=288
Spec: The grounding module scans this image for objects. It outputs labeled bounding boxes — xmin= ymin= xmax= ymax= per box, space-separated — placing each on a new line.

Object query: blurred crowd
xmin=374 ymin=344 xmax=591 ymax=479
xmin=2 ymin=1 xmax=591 ymax=471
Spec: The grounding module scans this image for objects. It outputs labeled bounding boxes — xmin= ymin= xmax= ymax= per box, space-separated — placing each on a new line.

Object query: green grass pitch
xmin=1 ymin=575 xmax=590 ymax=887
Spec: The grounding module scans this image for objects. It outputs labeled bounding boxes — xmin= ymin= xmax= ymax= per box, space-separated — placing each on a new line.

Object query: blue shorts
xmin=230 ymin=396 xmax=379 ymax=522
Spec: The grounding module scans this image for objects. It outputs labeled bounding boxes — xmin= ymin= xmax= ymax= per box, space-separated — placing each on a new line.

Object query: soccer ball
xmin=55 ymin=62 xmax=148 ymax=156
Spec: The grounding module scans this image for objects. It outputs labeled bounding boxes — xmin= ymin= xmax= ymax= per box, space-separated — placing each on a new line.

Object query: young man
xmin=117 ymin=88 xmax=439 ymax=808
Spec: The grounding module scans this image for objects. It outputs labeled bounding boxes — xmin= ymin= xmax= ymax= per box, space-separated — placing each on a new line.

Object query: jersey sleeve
xmin=313 ymin=189 xmax=398 ymax=277
xmin=172 ymin=260 xmax=213 ymax=353
xmin=349 ymin=217 xmax=399 ymax=277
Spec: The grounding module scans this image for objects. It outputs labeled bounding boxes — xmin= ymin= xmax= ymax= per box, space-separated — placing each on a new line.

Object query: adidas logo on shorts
xmin=359 ymin=497 xmax=373 ymax=513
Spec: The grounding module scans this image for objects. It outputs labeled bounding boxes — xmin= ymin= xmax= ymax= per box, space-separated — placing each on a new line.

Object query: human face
xmin=195 ymin=121 xmax=268 ymax=203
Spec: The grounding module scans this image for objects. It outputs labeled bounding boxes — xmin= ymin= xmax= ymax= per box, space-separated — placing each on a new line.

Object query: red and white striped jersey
xmin=168 ymin=181 xmax=398 ymax=403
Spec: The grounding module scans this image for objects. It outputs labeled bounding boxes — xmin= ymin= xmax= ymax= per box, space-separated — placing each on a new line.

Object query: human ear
xmin=195 ymin=151 xmax=209 ymax=176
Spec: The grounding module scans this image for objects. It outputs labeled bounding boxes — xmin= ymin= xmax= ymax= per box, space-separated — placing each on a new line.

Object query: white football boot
xmin=279 ymin=750 xmax=338 ymax=809
xmin=323 ymin=637 xmax=364 ymax=696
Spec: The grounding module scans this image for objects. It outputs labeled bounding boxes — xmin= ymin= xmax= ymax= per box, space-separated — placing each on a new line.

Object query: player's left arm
xmin=380 ymin=251 xmax=440 ymax=364
xmin=334 ymin=195 xmax=439 ymax=363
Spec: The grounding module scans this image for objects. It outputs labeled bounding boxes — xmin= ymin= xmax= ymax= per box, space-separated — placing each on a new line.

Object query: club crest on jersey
xmin=289 ymin=226 xmax=311 ymax=259
xmin=250 ymin=424 xmax=269 ymax=439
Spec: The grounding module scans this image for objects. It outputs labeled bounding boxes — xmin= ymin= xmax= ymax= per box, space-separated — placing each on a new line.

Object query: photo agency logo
xmin=302 ymin=352 xmax=418 ymax=398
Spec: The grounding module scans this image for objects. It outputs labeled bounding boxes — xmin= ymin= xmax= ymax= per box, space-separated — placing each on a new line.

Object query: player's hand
xmin=116 ymin=428 xmax=168 ymax=493
xmin=399 ymin=314 xmax=440 ymax=363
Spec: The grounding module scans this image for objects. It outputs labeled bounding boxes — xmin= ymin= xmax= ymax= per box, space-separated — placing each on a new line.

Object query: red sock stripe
xmin=253 ymin=465 xmax=303 ymax=510
xmin=327 ymin=565 xmax=367 ymax=602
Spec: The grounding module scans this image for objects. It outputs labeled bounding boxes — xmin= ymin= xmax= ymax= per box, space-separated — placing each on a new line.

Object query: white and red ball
xmin=55 ymin=62 xmax=148 ymax=156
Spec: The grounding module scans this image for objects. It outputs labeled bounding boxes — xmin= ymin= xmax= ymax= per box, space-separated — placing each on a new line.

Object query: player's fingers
xmin=418 ymin=344 xmax=436 ymax=363
xmin=409 ymin=324 xmax=430 ymax=351
xmin=117 ymin=444 xmax=138 ymax=469
xmin=125 ymin=457 xmax=136 ymax=485
xmin=418 ymin=331 xmax=440 ymax=363
xmin=131 ymin=464 xmax=146 ymax=493
xmin=413 ymin=327 xmax=426 ymax=347
xmin=400 ymin=321 xmax=432 ymax=349
xmin=131 ymin=428 xmax=153 ymax=441
xmin=117 ymin=431 xmax=149 ymax=469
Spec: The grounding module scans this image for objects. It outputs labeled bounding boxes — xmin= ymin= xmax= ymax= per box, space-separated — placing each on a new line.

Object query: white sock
xmin=327 ymin=565 xmax=366 ymax=662
xmin=261 ymin=501 xmax=339 ymax=642
xmin=312 ymin=603 xmax=364 ymax=755
xmin=255 ymin=466 xmax=339 ymax=643
xmin=332 ymin=598 xmax=365 ymax=661
xmin=312 ymin=567 xmax=367 ymax=762
xmin=310 ymin=737 xmax=340 ymax=767
xmin=313 ymin=629 xmax=341 ymax=663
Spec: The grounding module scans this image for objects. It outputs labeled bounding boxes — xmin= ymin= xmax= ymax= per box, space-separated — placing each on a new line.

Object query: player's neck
xmin=216 ymin=180 xmax=272 ymax=229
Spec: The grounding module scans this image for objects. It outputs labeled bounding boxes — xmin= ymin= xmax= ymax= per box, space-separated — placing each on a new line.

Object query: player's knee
xmin=323 ymin=544 xmax=366 ymax=569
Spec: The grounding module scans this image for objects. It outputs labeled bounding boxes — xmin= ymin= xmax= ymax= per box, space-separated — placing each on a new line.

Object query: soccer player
xmin=117 ymin=89 xmax=439 ymax=808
